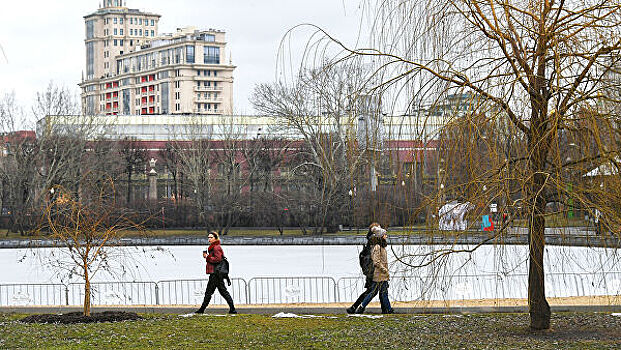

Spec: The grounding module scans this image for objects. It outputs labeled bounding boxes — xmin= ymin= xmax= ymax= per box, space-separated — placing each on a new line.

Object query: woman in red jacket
xmin=195 ymin=231 xmax=237 ymax=314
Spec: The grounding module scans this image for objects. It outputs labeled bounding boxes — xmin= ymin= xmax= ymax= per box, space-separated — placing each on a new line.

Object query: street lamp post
xmin=148 ymin=158 xmax=158 ymax=201
xmin=348 ymin=189 xmax=353 ymax=231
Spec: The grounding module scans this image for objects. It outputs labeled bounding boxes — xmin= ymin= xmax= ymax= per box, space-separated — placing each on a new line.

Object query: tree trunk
xmin=83 ymin=263 xmax=91 ymax=317
xmin=528 ymin=144 xmax=551 ymax=329
xmin=528 ymin=196 xmax=550 ymax=329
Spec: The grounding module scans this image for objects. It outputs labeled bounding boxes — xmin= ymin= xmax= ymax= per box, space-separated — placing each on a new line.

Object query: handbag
xmin=214 ymin=257 xmax=229 ymax=275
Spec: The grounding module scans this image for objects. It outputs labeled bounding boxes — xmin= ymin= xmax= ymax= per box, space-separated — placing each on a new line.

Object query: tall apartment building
xmin=80 ymin=0 xmax=235 ymax=116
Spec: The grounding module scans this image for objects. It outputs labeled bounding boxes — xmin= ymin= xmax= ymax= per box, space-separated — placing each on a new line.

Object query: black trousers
xmin=197 ymin=273 xmax=235 ymax=311
xmin=351 ymin=276 xmax=374 ymax=309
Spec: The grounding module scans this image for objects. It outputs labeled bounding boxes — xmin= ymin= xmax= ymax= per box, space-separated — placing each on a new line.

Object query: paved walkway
xmin=3 ymin=296 xmax=619 ymax=315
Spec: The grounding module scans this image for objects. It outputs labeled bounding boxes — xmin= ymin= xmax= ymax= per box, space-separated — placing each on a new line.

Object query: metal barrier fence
xmin=0 ymin=272 xmax=619 ymax=306
xmin=0 ymin=284 xmax=66 ymax=306
xmin=67 ymin=282 xmax=158 ymax=306
xmin=158 ymin=278 xmax=247 ymax=305
xmin=247 ymin=277 xmax=337 ymax=304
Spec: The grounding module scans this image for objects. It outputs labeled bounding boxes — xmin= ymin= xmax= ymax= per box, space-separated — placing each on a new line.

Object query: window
xmin=120 ymin=29 xmax=123 ymax=35
xmin=86 ymin=42 xmax=94 ymax=79
xmin=151 ymin=19 xmax=154 ymax=26
xmin=114 ymin=17 xmax=117 ymax=24
xmin=204 ymin=34 xmax=215 ymax=42
xmin=114 ymin=28 xmax=117 ymax=35
xmin=145 ymin=31 xmax=149 ymax=37
xmin=204 ymin=46 xmax=220 ymax=64
xmin=120 ymin=39 xmax=124 ymax=46
xmin=174 ymin=47 xmax=182 ymax=63
xmin=151 ymin=30 xmax=154 ymax=37
xmin=186 ymin=45 xmax=195 ymax=63
xmin=213 ymin=70 xmax=218 ymax=77
xmin=130 ymin=18 xmax=133 ymax=24
xmin=86 ymin=20 xmax=94 ymax=39
xmin=139 ymin=19 xmax=142 ymax=25
xmin=130 ymin=29 xmax=133 ymax=35
xmin=139 ymin=29 xmax=142 ymax=36
xmin=114 ymin=39 xmax=117 ymax=46
xmin=161 ymin=82 xmax=169 ymax=113
xmin=175 ymin=103 xmax=180 ymax=111
xmin=120 ymin=18 xmax=123 ymax=24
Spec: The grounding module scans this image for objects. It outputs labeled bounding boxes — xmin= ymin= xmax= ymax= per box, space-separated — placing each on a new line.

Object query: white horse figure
xmin=439 ymin=201 xmax=475 ymax=231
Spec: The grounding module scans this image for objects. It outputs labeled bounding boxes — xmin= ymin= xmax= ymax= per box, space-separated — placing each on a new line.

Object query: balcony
xmin=194 ymin=96 xmax=223 ymax=103
xmin=193 ymin=108 xmax=221 ymax=114
xmin=194 ymin=86 xmax=224 ymax=92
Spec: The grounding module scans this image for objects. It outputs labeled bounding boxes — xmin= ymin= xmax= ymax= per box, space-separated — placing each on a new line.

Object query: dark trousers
xmin=360 ymin=281 xmax=392 ymax=313
xmin=197 ymin=273 xmax=235 ymax=312
xmin=351 ymin=276 xmax=374 ymax=309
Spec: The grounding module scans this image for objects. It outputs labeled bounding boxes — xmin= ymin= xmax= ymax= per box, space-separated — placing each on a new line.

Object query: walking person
xmin=195 ymin=231 xmax=237 ymax=314
xmin=356 ymin=229 xmax=394 ymax=314
xmin=346 ymin=222 xmax=384 ymax=314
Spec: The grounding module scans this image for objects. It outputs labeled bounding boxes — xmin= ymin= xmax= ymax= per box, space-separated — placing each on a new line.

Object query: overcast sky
xmin=0 ymin=0 xmax=364 ymax=125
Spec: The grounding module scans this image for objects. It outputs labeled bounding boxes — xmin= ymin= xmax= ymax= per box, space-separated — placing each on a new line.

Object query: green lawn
xmin=0 ymin=312 xmax=619 ymax=349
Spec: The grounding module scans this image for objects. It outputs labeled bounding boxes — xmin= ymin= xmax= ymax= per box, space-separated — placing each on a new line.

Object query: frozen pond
xmin=2 ymin=244 xmax=619 ymax=284
xmin=0 ymin=244 xmax=619 ymax=306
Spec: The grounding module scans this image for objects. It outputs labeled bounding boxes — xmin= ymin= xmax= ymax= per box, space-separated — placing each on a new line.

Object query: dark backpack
xmin=359 ymin=244 xmax=374 ymax=278
xmin=215 ymin=257 xmax=231 ymax=285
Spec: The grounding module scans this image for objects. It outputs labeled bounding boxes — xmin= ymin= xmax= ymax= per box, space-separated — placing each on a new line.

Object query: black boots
xmin=346 ymin=306 xmax=357 ymax=314
xmin=355 ymin=306 xmax=365 ymax=314
xmin=222 ymin=291 xmax=237 ymax=314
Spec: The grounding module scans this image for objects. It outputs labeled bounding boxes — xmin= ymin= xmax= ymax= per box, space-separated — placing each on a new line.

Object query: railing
xmin=0 ymin=272 xmax=619 ymax=307
xmin=158 ymin=278 xmax=247 ymax=305
xmin=247 ymin=277 xmax=337 ymax=304
xmin=0 ymin=283 xmax=65 ymax=306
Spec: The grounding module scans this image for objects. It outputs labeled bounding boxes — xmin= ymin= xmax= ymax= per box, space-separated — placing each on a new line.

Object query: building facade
xmin=80 ymin=0 xmax=235 ymax=116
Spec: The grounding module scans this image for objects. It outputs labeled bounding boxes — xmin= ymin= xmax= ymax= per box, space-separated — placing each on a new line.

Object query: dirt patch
xmin=20 ymin=311 xmax=142 ymax=324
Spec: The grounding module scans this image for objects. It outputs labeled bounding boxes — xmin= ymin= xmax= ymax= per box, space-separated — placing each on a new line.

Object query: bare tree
xmin=307 ymin=0 xmax=621 ymax=329
xmin=39 ymin=176 xmax=143 ymax=316
xmin=118 ymin=137 xmax=147 ymax=204
xmin=0 ymin=93 xmax=38 ymax=234
xmin=252 ymin=64 xmax=368 ymax=233
xmin=172 ymin=118 xmax=214 ymax=230
xmin=34 ymin=83 xmax=93 ymax=204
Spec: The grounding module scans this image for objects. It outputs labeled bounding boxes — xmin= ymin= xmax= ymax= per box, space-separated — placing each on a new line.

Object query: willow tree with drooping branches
xmin=308 ymin=0 xmax=621 ymax=329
